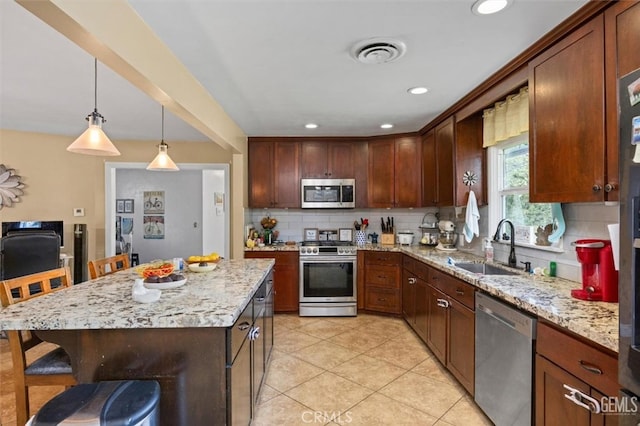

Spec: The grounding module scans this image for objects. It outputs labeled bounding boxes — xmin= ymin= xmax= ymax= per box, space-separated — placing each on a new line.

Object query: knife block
xmin=381 ymin=232 xmax=395 ymax=246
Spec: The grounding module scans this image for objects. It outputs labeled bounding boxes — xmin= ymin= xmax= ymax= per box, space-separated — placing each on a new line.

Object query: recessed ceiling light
xmin=408 ymin=87 xmax=429 ymax=95
xmin=380 ymin=123 xmax=394 ymax=129
xmin=305 ymin=123 xmax=318 ymax=129
xmin=472 ymin=0 xmax=511 ymax=15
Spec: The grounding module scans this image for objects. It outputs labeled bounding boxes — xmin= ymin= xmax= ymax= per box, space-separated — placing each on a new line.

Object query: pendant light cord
xmin=161 ymin=105 xmax=165 ymax=142
xmin=93 ymin=58 xmax=98 ymax=112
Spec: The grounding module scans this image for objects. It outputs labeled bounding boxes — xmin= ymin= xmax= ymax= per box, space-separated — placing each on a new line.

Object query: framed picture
xmin=124 ymin=199 xmax=134 ymax=213
xmin=116 ymin=199 xmax=125 ymax=214
xmin=144 ymin=191 xmax=165 ymax=214
xmin=339 ymin=228 xmax=353 ymax=242
xmin=122 ymin=217 xmax=133 ymax=235
xmin=304 ymin=228 xmax=318 ymax=241
xmin=143 ymin=215 xmax=165 ymax=239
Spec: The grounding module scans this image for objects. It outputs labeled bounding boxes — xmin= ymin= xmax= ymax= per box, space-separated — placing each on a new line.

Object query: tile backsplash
xmin=247 ymin=202 xmax=619 ymax=283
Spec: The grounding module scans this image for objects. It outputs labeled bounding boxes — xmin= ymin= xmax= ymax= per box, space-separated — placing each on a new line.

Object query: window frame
xmin=487 ymin=133 xmax=564 ymax=252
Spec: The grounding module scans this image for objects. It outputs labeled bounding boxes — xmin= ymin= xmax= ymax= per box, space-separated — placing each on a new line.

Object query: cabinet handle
xmin=408 ymin=277 xmax=416 ymax=284
xmin=250 ymin=326 xmax=261 ymax=341
xmin=436 ymin=298 xmax=449 ymax=308
xmin=563 ymin=384 xmax=601 ymax=413
xmin=377 ymin=298 xmax=387 ymax=302
xmin=578 ymin=360 xmax=603 ymax=375
xmin=456 ymin=289 xmax=464 ymax=296
xmin=592 ymin=184 xmax=602 ymax=192
xmin=237 ymin=321 xmax=251 ymax=331
xmin=378 ymin=275 xmax=387 ymax=279
xmin=604 ymin=183 xmax=616 ymax=193
xmin=256 ymin=297 xmax=266 ymax=302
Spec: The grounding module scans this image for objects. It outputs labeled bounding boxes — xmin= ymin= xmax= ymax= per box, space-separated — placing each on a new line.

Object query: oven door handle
xmin=300 ymin=257 xmax=357 ymax=263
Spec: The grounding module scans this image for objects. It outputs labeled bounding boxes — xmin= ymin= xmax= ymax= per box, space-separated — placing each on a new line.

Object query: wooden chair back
xmin=88 ymin=254 xmax=130 ymax=279
xmin=0 ymin=266 xmax=76 ymax=425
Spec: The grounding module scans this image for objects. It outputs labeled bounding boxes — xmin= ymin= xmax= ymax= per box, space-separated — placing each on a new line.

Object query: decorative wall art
xmin=0 ymin=164 xmax=25 ymax=210
xmin=143 ymin=215 xmax=165 ymax=239
xmin=144 ymin=191 xmax=165 ymax=214
xmin=124 ymin=199 xmax=134 ymax=213
xmin=116 ymin=199 xmax=125 ymax=213
xmin=122 ymin=218 xmax=133 ymax=235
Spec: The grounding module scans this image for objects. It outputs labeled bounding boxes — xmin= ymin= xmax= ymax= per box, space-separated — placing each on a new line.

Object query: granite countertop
xmin=0 ymin=258 xmax=275 ymax=330
xmin=396 ymin=246 xmax=618 ymax=353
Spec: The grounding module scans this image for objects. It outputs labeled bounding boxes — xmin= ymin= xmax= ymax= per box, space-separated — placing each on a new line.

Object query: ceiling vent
xmin=351 ymin=37 xmax=406 ymax=65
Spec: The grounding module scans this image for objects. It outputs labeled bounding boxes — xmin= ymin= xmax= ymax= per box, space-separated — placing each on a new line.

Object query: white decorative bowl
xmin=188 ymin=263 xmax=217 ymax=273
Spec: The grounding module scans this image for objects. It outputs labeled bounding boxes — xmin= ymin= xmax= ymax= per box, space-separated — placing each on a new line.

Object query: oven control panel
xmin=299 ymin=246 xmax=357 ymax=256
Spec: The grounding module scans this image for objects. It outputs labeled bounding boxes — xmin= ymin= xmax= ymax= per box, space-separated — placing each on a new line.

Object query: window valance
xmin=483 ymin=86 xmax=529 ymax=148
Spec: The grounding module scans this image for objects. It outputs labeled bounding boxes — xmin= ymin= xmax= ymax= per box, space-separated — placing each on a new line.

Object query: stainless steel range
xmin=299 ymin=241 xmax=357 ymax=316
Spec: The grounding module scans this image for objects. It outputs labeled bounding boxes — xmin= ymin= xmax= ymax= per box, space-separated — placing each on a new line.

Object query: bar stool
xmin=88 ymin=254 xmax=130 ymax=279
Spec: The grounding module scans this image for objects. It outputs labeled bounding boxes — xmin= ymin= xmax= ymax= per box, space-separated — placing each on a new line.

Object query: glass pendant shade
xmin=67 ymin=58 xmax=120 ymax=156
xmin=147 ymin=142 xmax=179 ymax=171
xmin=67 ymin=111 xmax=121 ymax=156
xmin=147 ymin=106 xmax=179 ymax=171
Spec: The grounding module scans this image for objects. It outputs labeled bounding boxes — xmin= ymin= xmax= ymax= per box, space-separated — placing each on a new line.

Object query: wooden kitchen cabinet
xmin=426 ymin=266 xmax=475 ymax=394
xmin=244 ymin=251 xmax=299 ymax=312
xmin=248 ymin=139 xmax=300 ymax=208
xmin=529 ymin=16 xmax=608 ymax=203
xmin=535 ymin=321 xmax=619 ymax=425
xmin=300 ymin=140 xmax=356 ymax=179
xmin=422 ymin=118 xmax=454 ymax=207
xmin=402 ymin=255 xmax=429 ymax=342
xmin=363 ymin=251 xmax=402 ymax=314
xmin=368 ymin=136 xmax=421 ymax=208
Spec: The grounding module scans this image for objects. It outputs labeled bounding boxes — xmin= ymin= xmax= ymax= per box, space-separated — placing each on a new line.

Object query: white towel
xmin=463 ymin=190 xmax=480 ymax=243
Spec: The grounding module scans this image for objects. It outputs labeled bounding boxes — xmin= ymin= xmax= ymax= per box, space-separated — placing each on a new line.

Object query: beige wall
xmin=0 ymin=129 xmax=246 ymax=263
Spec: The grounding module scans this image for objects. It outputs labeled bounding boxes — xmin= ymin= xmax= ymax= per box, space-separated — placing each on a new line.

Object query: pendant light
xmin=147 ymin=106 xmax=179 ymax=171
xmin=67 ymin=58 xmax=120 ymax=156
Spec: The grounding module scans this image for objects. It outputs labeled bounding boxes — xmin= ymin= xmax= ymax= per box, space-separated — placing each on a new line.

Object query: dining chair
xmin=0 ymin=266 xmax=77 ymax=426
xmin=87 ymin=253 xmax=130 ymax=279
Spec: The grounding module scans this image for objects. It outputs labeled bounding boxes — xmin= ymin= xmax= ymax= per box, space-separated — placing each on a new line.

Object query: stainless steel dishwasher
xmin=475 ymin=292 xmax=536 ymax=426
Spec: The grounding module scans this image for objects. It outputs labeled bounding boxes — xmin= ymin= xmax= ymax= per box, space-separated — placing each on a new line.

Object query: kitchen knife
xmin=381 ymin=217 xmax=386 ymax=232
xmin=391 ymin=217 xmax=394 ymax=230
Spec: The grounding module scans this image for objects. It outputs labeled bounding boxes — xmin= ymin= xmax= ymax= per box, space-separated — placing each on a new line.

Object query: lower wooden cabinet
xmin=364 ymin=252 xmax=402 ymax=314
xmin=244 ymin=251 xmax=299 ymax=312
xmin=536 ymin=321 xmax=619 ymax=425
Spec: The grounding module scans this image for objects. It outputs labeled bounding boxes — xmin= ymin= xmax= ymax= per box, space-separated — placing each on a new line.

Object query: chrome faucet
xmin=493 ymin=219 xmax=517 ymax=268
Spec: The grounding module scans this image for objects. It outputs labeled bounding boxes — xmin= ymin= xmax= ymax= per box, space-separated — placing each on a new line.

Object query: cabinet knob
xmin=408 ymin=277 xmax=416 ymax=284
xmin=592 ymin=184 xmax=602 ymax=192
xmin=604 ymin=183 xmax=616 ymax=193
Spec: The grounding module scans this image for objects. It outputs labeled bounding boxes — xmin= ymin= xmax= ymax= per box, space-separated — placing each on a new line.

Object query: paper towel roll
xmin=608 ymin=223 xmax=619 ymax=271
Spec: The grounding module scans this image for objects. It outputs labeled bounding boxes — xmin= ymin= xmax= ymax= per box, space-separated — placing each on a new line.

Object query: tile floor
xmin=253 ymin=313 xmax=492 ymax=425
xmin=0 ymin=314 xmax=492 ymax=425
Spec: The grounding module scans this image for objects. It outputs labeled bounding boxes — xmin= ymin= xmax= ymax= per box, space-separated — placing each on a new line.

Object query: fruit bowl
xmin=186 ymin=253 xmax=221 ymax=264
xmin=187 ymin=263 xmax=217 ymax=273
xmin=135 ymin=262 xmax=175 ymax=278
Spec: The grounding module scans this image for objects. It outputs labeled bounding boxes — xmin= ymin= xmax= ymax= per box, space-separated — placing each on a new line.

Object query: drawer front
xmin=537 ymin=322 xmax=618 ymax=396
xmin=367 ymin=265 xmax=400 ymax=288
xmin=402 ymin=255 xmax=429 ymax=279
xmin=229 ymin=301 xmax=253 ymax=364
xmin=365 ymin=251 xmax=402 ymax=266
xmin=429 ymin=268 xmax=475 ymax=309
xmin=366 ymin=286 xmax=401 ymax=314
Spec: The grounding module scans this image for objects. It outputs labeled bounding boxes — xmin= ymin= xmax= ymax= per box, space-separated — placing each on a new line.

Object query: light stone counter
xmin=396 ymin=245 xmax=618 ymax=353
xmin=0 ymin=258 xmax=275 ymax=330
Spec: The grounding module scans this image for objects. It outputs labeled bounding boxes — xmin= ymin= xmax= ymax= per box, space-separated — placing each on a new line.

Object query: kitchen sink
xmin=455 ymin=262 xmax=519 ymax=276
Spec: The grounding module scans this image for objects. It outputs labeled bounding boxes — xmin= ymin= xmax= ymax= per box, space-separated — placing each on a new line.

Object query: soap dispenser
xmin=484 ymin=238 xmax=494 ymax=262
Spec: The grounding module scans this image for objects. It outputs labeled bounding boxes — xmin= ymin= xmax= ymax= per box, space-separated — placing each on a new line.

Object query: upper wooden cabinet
xmin=368 ymin=136 xmax=421 ymax=208
xmin=300 ymin=141 xmax=356 ymax=179
xmin=422 ymin=116 xmax=484 ymax=207
xmin=529 ymin=15 xmax=608 ymax=202
xmin=248 ymin=139 xmax=300 ymax=208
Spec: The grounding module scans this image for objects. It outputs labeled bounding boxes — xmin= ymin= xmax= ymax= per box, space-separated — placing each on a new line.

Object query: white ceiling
xmin=0 ymin=0 xmax=589 ymax=142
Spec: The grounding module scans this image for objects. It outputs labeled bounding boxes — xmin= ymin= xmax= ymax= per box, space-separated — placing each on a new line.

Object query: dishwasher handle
xmin=476 ymin=293 xmax=536 ymax=338
xmin=477 ymin=303 xmax=517 ymax=330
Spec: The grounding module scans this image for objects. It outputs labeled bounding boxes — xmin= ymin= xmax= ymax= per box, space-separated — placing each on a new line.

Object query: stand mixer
xmin=436 ymin=220 xmax=458 ymax=251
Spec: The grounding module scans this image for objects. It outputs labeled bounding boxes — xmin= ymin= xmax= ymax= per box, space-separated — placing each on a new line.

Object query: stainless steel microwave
xmin=301 ymin=179 xmax=355 ymax=209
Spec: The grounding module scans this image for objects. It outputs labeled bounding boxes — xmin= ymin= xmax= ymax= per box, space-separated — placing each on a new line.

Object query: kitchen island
xmin=0 ymin=258 xmax=275 ymax=425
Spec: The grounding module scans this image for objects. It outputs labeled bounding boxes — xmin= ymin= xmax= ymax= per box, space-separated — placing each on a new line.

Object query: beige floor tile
xmin=379 ymin=371 xmax=464 ymax=418
xmin=275 ymin=314 xmax=323 ymax=330
xmin=411 ymin=356 xmax=457 ymax=385
xmin=265 ymin=352 xmax=324 ymax=392
xmin=365 ymin=339 xmax=431 ymax=369
xmin=275 ymin=329 xmax=322 ymax=353
xmin=257 ymin=383 xmax=281 ymax=405
xmin=297 ymin=319 xmax=353 ymax=339
xmin=285 ymin=371 xmax=373 ymax=414
xmin=339 ymin=392 xmax=438 ymax=426
xmin=291 ymin=341 xmax=360 ymax=370
xmin=440 ymin=395 xmax=493 ymax=426
xmin=330 ymin=354 xmax=407 ymax=391
xmin=251 ymin=394 xmax=316 ymax=426
xmin=327 ymin=328 xmax=389 ymax=353
xmin=323 ymin=313 xmax=384 ymax=328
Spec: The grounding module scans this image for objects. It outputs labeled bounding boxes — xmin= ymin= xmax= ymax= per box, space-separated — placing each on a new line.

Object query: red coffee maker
xmin=571 ymin=239 xmax=618 ymax=302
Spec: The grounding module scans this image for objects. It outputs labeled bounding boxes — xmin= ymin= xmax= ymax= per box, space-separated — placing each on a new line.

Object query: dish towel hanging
xmin=463 ymin=190 xmax=480 ymax=243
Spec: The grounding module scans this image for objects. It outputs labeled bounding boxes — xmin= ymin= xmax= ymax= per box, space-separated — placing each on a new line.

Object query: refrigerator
xmin=619 ymin=67 xmax=640 ymax=424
